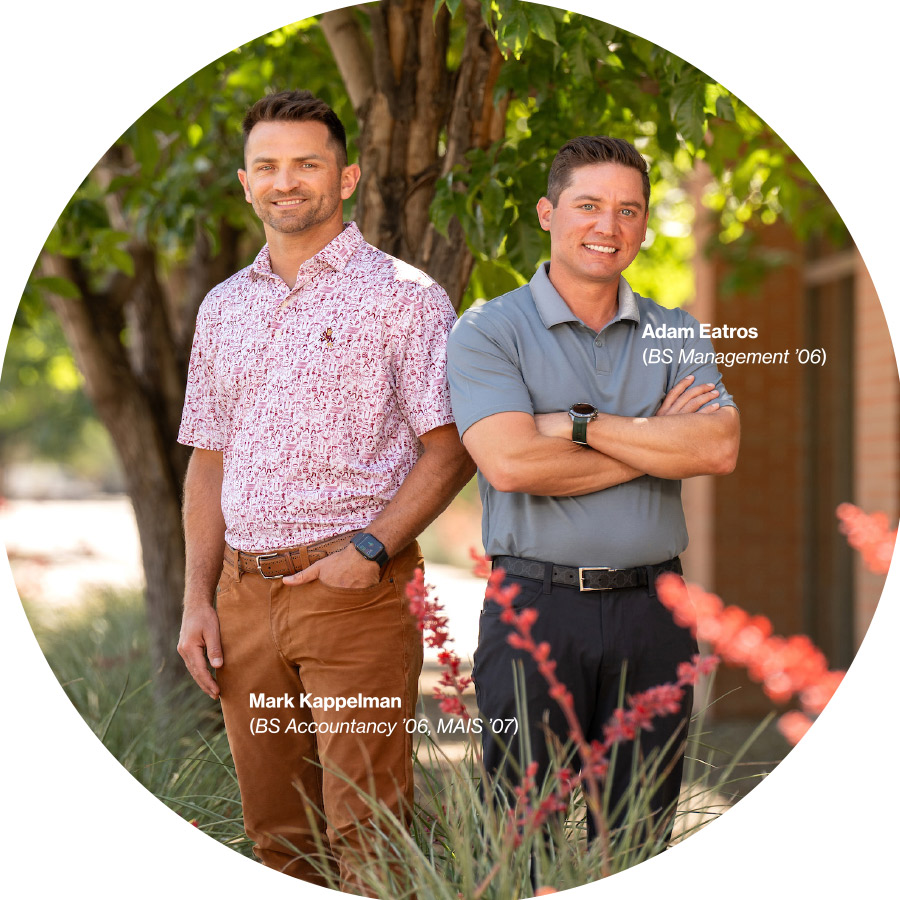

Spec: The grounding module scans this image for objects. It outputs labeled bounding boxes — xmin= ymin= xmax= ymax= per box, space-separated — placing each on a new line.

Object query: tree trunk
xmin=322 ymin=0 xmax=508 ymax=309
xmin=43 ymin=253 xmax=190 ymax=699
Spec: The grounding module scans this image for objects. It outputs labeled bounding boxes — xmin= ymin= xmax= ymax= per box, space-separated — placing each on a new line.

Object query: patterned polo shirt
xmin=178 ymin=222 xmax=457 ymax=551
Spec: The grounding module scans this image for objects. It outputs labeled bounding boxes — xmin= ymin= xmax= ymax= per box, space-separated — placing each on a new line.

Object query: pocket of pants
xmin=314 ymin=542 xmax=420 ymax=596
xmin=215 ymin=558 xmax=235 ymax=601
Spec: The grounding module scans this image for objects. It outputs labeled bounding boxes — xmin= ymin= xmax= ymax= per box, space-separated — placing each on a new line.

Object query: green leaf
xmin=505 ymin=216 xmax=547 ymax=275
xmin=434 ymin=0 xmax=461 ymax=19
xmin=499 ymin=8 xmax=530 ymax=59
xmin=569 ymin=40 xmax=592 ymax=81
xmin=130 ymin=119 xmax=161 ymax=174
xmin=430 ymin=177 xmax=458 ymax=238
xmin=34 ymin=276 xmax=81 ymax=300
xmin=715 ymin=96 xmax=736 ymax=122
xmin=108 ymin=247 xmax=135 ymax=278
xmin=524 ymin=4 xmax=557 ymax=44
xmin=669 ymin=81 xmax=707 ymax=147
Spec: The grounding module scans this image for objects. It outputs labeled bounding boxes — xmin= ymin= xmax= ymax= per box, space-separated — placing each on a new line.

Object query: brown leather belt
xmin=231 ymin=530 xmax=362 ymax=580
xmin=492 ymin=555 xmax=682 ymax=592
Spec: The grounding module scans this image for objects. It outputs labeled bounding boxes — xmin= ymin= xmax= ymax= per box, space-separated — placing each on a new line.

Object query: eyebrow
xmin=249 ymin=154 xmax=326 ymax=166
xmin=572 ymin=194 xmax=645 ymax=211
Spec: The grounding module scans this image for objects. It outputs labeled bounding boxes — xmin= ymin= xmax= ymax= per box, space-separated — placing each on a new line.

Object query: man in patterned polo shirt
xmin=176 ymin=91 xmax=473 ymax=889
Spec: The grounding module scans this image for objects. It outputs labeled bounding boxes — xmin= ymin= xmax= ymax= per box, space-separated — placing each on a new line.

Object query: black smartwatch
xmin=568 ymin=402 xmax=598 ymax=445
xmin=351 ymin=532 xmax=390 ymax=567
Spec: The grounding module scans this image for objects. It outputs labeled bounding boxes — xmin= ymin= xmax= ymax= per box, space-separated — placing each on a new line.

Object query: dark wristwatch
xmin=351 ymin=532 xmax=390 ymax=566
xmin=568 ymin=402 xmax=598 ymax=445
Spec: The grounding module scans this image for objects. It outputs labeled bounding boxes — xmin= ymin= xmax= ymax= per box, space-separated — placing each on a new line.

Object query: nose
xmin=591 ymin=209 xmax=617 ymax=235
xmin=273 ymin=166 xmax=301 ymax=194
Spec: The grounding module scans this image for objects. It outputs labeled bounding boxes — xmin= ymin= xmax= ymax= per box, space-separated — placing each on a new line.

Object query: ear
xmin=341 ymin=163 xmax=362 ymax=200
xmin=536 ymin=196 xmax=553 ymax=232
xmin=237 ymin=169 xmax=252 ymax=204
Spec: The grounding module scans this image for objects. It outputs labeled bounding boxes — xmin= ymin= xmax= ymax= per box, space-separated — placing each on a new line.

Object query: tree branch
xmin=320 ymin=8 xmax=375 ymax=115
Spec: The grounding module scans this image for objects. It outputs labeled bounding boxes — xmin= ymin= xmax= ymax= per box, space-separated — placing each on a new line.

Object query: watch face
xmin=355 ymin=534 xmax=382 ymax=557
xmin=570 ymin=402 xmax=596 ymax=417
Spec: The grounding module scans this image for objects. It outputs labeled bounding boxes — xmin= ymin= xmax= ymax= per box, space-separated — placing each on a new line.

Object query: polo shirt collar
xmin=530 ymin=262 xmax=641 ymax=329
xmin=250 ymin=221 xmax=365 ymax=281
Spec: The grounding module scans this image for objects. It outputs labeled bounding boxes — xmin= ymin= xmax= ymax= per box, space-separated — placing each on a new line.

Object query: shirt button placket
xmin=594 ymin=335 xmax=610 ymax=375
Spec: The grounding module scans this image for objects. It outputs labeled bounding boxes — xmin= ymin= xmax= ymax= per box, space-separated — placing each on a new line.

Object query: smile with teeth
xmin=584 ymin=243 xmax=617 ymax=254
xmin=273 ymin=198 xmax=306 ymax=207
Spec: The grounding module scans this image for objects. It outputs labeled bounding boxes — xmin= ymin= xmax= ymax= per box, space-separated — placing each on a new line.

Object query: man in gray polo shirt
xmin=447 ymin=136 xmax=739 ymax=846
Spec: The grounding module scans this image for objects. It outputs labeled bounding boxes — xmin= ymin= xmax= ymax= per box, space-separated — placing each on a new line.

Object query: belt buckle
xmin=578 ymin=566 xmax=612 ymax=592
xmin=255 ymin=553 xmax=283 ymax=580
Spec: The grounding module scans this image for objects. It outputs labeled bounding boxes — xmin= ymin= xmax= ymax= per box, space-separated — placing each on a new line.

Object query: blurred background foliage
xmin=2 ymin=2 xmax=846 ymax=685
xmin=3 ymin=2 xmax=842 ymax=480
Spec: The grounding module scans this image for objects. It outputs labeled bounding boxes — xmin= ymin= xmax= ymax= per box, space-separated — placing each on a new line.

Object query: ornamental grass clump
xmin=27 ymin=504 xmax=893 ymax=897
xmin=393 ymin=555 xmax=723 ymax=896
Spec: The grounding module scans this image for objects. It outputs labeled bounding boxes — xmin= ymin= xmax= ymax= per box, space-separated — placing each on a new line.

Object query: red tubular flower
xmin=836 ymin=503 xmax=897 ymax=575
xmin=603 ymin=713 xmax=637 ymax=745
xmin=629 ymin=683 xmax=685 ymax=718
xmin=800 ymin=670 xmax=844 ymax=715
xmin=778 ymin=710 xmax=813 ymax=745
xmin=407 ymin=568 xmax=472 ymax=721
xmin=469 ymin=548 xmax=492 ymax=579
xmin=649 ymin=504 xmax=895 ymax=746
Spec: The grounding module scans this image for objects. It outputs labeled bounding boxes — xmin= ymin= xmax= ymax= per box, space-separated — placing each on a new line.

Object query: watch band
xmin=568 ymin=402 xmax=598 ymax=446
xmin=572 ymin=415 xmax=590 ymax=445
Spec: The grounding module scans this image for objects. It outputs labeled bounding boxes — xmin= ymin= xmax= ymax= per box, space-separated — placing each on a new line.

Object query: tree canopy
xmin=13 ymin=0 xmax=843 ymax=693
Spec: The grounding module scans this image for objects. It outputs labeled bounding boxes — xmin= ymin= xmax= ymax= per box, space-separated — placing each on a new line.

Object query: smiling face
xmin=237 ymin=119 xmax=358 ymax=238
xmin=536 ymin=162 xmax=649 ymax=293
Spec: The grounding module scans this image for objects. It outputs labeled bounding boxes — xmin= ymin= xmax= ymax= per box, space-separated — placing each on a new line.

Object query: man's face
xmin=536 ymin=162 xmax=649 ymax=287
xmin=237 ymin=120 xmax=358 ymax=235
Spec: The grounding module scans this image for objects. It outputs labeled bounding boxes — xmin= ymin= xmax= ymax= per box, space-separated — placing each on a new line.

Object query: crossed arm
xmin=462 ymin=375 xmax=739 ymax=496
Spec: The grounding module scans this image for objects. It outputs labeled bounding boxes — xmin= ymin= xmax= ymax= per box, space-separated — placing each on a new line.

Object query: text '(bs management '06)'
xmin=643 ymin=347 xmax=827 ymax=367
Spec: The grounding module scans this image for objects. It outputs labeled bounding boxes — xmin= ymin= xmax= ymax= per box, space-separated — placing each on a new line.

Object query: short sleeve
xmin=447 ymin=306 xmax=536 ymax=437
xmin=177 ymin=301 xmax=228 ymax=451
xmin=390 ymin=282 xmax=458 ymax=437
xmin=669 ymin=310 xmax=738 ymax=412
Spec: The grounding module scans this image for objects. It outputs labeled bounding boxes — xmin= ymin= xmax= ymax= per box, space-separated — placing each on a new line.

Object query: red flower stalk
xmin=836 ymin=503 xmax=897 ymax=575
xmin=474 ymin=551 xmax=716 ymax=869
xmin=655 ymin=571 xmax=845 ymax=745
xmin=777 ymin=710 xmax=813 ymax=745
xmin=406 ymin=568 xmax=473 ymax=720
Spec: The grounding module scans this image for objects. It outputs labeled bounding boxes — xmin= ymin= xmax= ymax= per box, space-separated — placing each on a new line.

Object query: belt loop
xmin=298 ymin=545 xmax=311 ymax=571
xmin=542 ymin=561 xmax=553 ymax=594
xmin=230 ymin=544 xmax=243 ymax=584
xmin=645 ymin=565 xmax=656 ymax=599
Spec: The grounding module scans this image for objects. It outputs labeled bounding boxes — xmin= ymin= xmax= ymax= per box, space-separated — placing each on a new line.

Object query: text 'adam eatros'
xmin=642 ymin=323 xmax=759 ymax=340
xmin=249 ymin=692 xmax=402 ymax=711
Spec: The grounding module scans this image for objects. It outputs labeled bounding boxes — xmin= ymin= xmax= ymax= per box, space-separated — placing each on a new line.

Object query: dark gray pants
xmin=473 ymin=567 xmax=698 ymax=845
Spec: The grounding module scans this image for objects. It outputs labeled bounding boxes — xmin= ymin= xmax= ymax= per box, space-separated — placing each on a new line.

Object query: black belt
xmin=491 ymin=555 xmax=682 ymax=592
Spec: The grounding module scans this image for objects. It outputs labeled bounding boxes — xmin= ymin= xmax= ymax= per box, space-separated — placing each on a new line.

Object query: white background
xmin=1 ymin=1 xmax=897 ymax=897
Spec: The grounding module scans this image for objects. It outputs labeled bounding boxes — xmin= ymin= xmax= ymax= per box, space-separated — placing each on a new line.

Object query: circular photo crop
xmin=2 ymin=1 xmax=897 ymax=898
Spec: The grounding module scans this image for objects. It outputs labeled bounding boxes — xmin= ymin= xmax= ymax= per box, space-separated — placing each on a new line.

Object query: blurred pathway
xmin=0 ymin=496 xmax=485 ymax=661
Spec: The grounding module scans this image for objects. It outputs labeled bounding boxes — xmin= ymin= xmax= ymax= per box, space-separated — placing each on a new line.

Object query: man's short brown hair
xmin=242 ymin=90 xmax=348 ymax=166
xmin=546 ymin=136 xmax=650 ymax=210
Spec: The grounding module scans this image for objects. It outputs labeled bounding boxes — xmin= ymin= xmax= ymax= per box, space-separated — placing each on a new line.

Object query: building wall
xmin=687 ymin=221 xmax=898 ymax=718
xmin=852 ymin=252 xmax=899 ymax=643
xmin=708 ymin=223 xmax=811 ymax=717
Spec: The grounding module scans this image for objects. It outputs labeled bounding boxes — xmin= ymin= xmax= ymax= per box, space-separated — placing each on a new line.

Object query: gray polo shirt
xmin=447 ymin=263 xmax=736 ymax=568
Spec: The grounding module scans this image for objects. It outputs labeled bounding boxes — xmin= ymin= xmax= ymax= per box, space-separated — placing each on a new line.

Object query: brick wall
xmin=853 ymin=252 xmax=899 ymax=642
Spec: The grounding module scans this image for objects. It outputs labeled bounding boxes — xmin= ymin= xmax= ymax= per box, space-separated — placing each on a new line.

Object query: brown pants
xmin=215 ymin=541 xmax=424 ymax=890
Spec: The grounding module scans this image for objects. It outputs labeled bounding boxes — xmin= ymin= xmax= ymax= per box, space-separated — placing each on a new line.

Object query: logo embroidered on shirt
xmin=320 ymin=327 xmax=335 ymax=350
